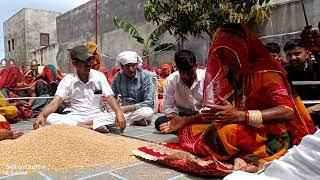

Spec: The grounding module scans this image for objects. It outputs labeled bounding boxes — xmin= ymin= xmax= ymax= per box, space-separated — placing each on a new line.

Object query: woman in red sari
xmin=134 ymin=23 xmax=315 ymax=177
xmin=0 ymin=65 xmax=35 ymax=122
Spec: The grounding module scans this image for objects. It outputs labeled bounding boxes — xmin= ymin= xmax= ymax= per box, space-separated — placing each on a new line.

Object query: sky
xmin=0 ymin=0 xmax=91 ymax=59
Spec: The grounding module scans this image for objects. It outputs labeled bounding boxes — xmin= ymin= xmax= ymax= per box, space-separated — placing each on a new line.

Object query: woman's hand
xmin=201 ymin=96 xmax=245 ymax=124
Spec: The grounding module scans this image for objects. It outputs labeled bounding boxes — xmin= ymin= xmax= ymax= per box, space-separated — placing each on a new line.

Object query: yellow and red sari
xmin=0 ymin=65 xmax=34 ymax=122
xmin=133 ymin=24 xmax=315 ymax=177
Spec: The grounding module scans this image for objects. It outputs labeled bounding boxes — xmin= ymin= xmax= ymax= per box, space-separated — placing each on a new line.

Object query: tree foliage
xmin=144 ymin=0 xmax=272 ymax=39
xmin=113 ymin=17 xmax=175 ymax=64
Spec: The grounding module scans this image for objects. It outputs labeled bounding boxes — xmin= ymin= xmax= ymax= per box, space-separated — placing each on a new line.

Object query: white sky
xmin=0 ymin=0 xmax=91 ymax=59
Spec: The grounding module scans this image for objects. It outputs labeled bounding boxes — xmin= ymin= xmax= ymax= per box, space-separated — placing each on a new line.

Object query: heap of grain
xmin=0 ymin=125 xmax=149 ymax=174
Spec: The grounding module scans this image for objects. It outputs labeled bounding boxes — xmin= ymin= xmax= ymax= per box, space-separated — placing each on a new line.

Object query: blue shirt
xmin=111 ymin=69 xmax=155 ymax=110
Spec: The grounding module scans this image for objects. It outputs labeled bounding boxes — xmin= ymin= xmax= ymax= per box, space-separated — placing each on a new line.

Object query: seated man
xmin=284 ymin=38 xmax=314 ymax=81
xmin=284 ymin=38 xmax=320 ymax=126
xmin=154 ymin=50 xmax=205 ymax=133
xmin=112 ymin=51 xmax=155 ymax=126
xmin=33 ymin=45 xmax=126 ymax=133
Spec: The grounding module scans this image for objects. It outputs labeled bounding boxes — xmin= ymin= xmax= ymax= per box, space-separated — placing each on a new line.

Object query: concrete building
xmin=255 ymin=0 xmax=320 ymax=48
xmin=56 ymin=0 xmax=178 ymax=72
xmin=3 ymin=8 xmax=61 ymax=67
xmin=55 ymin=0 xmax=319 ymax=72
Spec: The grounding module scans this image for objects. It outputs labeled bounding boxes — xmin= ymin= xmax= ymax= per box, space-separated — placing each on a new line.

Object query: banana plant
xmin=113 ymin=17 xmax=175 ymax=66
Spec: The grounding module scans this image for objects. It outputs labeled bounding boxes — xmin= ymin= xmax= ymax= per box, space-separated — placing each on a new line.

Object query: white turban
xmin=116 ymin=51 xmax=143 ymax=70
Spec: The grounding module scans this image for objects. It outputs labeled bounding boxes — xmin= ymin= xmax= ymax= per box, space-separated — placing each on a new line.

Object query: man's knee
xmin=46 ymin=113 xmax=64 ymax=125
xmin=144 ymin=107 xmax=154 ymax=118
xmin=135 ymin=107 xmax=154 ymax=119
xmin=154 ymin=116 xmax=170 ymax=131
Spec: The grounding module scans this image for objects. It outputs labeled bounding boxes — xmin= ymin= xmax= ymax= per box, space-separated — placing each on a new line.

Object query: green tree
xmin=113 ymin=17 xmax=175 ymax=65
xmin=144 ymin=0 xmax=272 ymax=39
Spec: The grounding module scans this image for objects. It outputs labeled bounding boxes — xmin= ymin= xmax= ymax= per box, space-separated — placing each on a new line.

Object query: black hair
xmin=283 ymin=38 xmax=304 ymax=52
xmin=174 ymin=50 xmax=197 ymax=70
xmin=265 ymin=42 xmax=281 ymax=54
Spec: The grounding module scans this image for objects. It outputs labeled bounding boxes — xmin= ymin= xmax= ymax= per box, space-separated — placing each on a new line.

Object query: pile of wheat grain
xmin=0 ymin=125 xmax=149 ymax=174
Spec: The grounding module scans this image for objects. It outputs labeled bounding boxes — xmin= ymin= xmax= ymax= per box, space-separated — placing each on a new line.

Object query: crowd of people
xmin=0 ymin=23 xmax=319 ymax=178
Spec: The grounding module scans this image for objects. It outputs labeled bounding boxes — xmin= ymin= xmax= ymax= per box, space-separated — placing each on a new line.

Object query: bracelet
xmin=248 ymin=110 xmax=263 ymax=128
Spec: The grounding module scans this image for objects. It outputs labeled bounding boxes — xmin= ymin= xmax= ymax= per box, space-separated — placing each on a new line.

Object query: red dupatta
xmin=0 ymin=65 xmax=33 ymax=90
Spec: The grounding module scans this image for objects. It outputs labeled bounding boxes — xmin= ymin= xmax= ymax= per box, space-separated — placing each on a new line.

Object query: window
xmin=12 ymin=39 xmax=14 ymax=50
xmin=40 ymin=33 xmax=49 ymax=46
xmin=8 ymin=40 xmax=10 ymax=52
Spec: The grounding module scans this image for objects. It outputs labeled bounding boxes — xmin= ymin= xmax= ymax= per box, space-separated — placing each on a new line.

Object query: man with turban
xmin=112 ymin=51 xmax=155 ymax=126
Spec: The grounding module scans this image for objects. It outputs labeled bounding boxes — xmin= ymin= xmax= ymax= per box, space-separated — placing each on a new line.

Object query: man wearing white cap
xmin=112 ymin=51 xmax=154 ymax=126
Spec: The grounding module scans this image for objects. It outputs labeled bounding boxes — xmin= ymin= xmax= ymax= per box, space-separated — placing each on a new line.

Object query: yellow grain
xmin=0 ymin=125 xmax=149 ymax=174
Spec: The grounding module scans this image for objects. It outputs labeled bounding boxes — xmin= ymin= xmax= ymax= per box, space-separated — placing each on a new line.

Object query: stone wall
xmin=56 ymin=0 xmax=320 ymax=72
xmin=31 ymin=43 xmax=58 ymax=66
xmin=3 ymin=8 xmax=60 ymax=67
xmin=3 ymin=9 xmax=26 ymax=65
xmin=254 ymin=0 xmax=320 ymax=49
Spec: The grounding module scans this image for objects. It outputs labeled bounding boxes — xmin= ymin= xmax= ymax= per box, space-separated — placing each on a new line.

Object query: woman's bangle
xmin=247 ymin=110 xmax=263 ymax=128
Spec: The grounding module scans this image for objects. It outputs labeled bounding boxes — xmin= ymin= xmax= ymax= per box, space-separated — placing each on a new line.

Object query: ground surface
xmin=1 ymin=114 xmax=222 ymax=180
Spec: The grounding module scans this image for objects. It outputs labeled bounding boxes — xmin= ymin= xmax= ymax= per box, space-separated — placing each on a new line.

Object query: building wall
xmin=3 ymin=8 xmax=60 ymax=67
xmin=57 ymin=0 xmax=149 ymax=72
xmin=31 ymin=43 xmax=58 ymax=66
xmin=25 ymin=9 xmax=60 ymax=63
xmin=3 ymin=9 xmax=26 ymax=65
xmin=254 ymin=0 xmax=320 ymax=48
xmin=56 ymin=0 xmax=320 ymax=72
xmin=57 ymin=0 xmax=182 ymax=72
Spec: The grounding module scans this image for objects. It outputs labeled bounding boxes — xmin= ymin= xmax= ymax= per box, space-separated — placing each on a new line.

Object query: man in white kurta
xmin=33 ymin=45 xmax=125 ymax=132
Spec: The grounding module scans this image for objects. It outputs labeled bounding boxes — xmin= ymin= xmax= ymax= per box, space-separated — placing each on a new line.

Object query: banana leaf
xmin=113 ymin=17 xmax=145 ymax=44
xmin=148 ymin=23 xmax=169 ymax=47
xmin=154 ymin=43 xmax=176 ymax=52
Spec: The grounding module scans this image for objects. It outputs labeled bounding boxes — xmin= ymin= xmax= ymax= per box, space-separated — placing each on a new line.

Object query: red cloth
xmin=37 ymin=65 xmax=62 ymax=84
xmin=98 ymin=67 xmax=112 ymax=84
xmin=0 ymin=121 xmax=11 ymax=131
xmin=0 ymin=65 xmax=32 ymax=90
xmin=160 ymin=64 xmax=171 ymax=78
xmin=151 ymin=66 xmax=160 ymax=76
xmin=133 ymin=142 xmax=232 ymax=177
xmin=0 ymin=65 xmax=34 ymax=120
xmin=111 ymin=66 xmax=120 ymax=76
xmin=142 ymin=63 xmax=149 ymax=70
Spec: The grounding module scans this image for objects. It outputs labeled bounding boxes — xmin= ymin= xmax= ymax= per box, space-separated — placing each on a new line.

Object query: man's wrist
xmin=115 ymin=107 xmax=124 ymax=114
